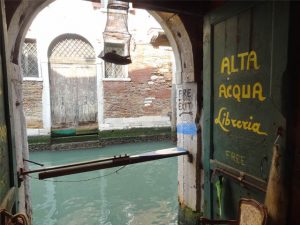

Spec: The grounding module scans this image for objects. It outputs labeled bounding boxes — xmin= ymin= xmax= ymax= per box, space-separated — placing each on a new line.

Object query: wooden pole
xmin=264 ymin=145 xmax=288 ymax=225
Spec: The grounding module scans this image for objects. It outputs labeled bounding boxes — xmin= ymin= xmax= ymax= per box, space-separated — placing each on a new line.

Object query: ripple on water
xmin=30 ymin=141 xmax=177 ymax=225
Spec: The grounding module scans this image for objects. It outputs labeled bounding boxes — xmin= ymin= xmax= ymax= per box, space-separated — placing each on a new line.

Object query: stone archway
xmin=6 ymin=0 xmax=201 ymax=221
xmin=150 ymin=12 xmax=202 ymax=215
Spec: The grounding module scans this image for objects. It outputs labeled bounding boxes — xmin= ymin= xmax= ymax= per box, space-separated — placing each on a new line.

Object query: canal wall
xmin=28 ymin=127 xmax=176 ymax=152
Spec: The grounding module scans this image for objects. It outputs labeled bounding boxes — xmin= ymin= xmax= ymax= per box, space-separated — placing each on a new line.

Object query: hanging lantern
xmin=99 ymin=0 xmax=132 ymax=65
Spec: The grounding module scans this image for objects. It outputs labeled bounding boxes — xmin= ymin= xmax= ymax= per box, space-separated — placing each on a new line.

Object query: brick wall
xmin=22 ymin=44 xmax=173 ymax=129
xmin=22 ymin=80 xmax=43 ymax=128
xmin=103 ymin=44 xmax=172 ymax=119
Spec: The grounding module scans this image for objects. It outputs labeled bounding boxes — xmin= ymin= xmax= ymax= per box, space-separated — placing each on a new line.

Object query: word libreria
xmin=214 ymin=107 xmax=268 ymax=136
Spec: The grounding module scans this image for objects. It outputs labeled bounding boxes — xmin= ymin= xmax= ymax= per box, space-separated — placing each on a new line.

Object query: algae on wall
xmin=27 ymin=127 xmax=175 ymax=151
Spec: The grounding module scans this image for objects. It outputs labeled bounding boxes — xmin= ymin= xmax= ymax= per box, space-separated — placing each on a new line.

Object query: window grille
xmin=21 ymin=39 xmax=39 ymax=77
xmin=104 ymin=43 xmax=126 ymax=78
xmin=49 ymin=36 xmax=95 ymax=61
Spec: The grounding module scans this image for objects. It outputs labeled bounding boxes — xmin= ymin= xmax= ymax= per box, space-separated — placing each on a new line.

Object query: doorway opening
xmin=7 ymin=0 xmax=196 ymax=222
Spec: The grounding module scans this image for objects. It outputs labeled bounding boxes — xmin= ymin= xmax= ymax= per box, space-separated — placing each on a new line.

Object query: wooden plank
xmin=50 ymin=62 xmax=97 ymax=130
xmin=35 ymin=147 xmax=188 ymax=179
xmin=203 ymin=12 xmax=213 ymax=217
xmin=0 ymin=0 xmax=10 ymax=205
xmin=74 ymin=64 xmax=97 ymax=126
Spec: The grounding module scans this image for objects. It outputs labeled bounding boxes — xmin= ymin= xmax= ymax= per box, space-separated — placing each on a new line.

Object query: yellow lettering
xmin=214 ymin=107 xmax=229 ymax=132
xmin=225 ymin=150 xmax=230 ymax=158
xmin=230 ymin=55 xmax=238 ymax=73
xmin=231 ymin=152 xmax=235 ymax=161
xmin=236 ymin=121 xmax=243 ymax=129
xmin=248 ymin=116 xmax=253 ymax=131
xmin=252 ymin=123 xmax=268 ymax=136
xmin=231 ymin=119 xmax=237 ymax=127
xmin=222 ymin=112 xmax=226 ymax=125
xmin=240 ymin=156 xmax=245 ymax=166
xmin=225 ymin=150 xmax=246 ymax=166
xmin=252 ymin=82 xmax=266 ymax=101
xmin=247 ymin=50 xmax=260 ymax=70
xmin=232 ymin=85 xmax=241 ymax=102
xmin=225 ymin=112 xmax=231 ymax=126
xmin=242 ymin=85 xmax=251 ymax=99
xmin=220 ymin=51 xmax=260 ymax=75
xmin=242 ymin=121 xmax=249 ymax=130
xmin=227 ymin=85 xmax=232 ymax=97
xmin=0 ymin=125 xmax=7 ymax=143
xmin=237 ymin=52 xmax=248 ymax=71
xmin=221 ymin=57 xmax=231 ymax=75
xmin=214 ymin=107 xmax=268 ymax=136
xmin=218 ymin=83 xmax=266 ymax=102
xmin=219 ymin=84 xmax=227 ymax=98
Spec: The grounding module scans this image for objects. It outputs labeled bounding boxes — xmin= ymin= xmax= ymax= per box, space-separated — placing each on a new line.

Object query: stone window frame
xmin=21 ymin=38 xmax=42 ymax=81
xmin=103 ymin=42 xmax=130 ymax=81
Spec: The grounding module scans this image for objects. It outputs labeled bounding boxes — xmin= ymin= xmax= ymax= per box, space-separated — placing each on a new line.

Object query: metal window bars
xmin=21 ymin=39 xmax=38 ymax=77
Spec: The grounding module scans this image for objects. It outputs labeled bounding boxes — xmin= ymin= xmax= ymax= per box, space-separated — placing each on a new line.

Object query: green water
xmin=29 ymin=141 xmax=178 ymax=225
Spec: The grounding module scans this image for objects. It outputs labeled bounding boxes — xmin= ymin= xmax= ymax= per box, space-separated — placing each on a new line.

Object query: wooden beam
xmin=21 ymin=147 xmax=188 ymax=179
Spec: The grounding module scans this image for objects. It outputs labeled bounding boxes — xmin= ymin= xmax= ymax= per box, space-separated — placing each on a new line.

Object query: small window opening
xmin=104 ymin=42 xmax=126 ymax=78
xmin=21 ymin=38 xmax=39 ymax=78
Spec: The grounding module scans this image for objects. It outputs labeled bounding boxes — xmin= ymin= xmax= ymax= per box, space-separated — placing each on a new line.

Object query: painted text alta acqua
xmin=218 ymin=50 xmax=266 ymax=102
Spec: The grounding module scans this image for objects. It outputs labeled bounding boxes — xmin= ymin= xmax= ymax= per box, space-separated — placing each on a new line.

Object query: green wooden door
xmin=203 ymin=1 xmax=289 ymax=219
xmin=0 ymin=55 xmax=11 ymax=204
xmin=0 ymin=0 xmax=15 ymax=210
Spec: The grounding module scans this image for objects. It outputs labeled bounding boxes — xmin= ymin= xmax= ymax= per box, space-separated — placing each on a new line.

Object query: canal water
xmin=29 ymin=141 xmax=178 ymax=225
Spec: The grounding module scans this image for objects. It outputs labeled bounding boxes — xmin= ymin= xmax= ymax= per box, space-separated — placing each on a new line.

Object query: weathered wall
xmin=22 ymin=80 xmax=43 ymax=128
xmin=104 ymin=44 xmax=172 ymax=119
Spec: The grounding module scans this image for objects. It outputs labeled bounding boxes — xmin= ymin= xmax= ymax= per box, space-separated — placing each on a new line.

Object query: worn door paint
xmin=50 ymin=63 xmax=97 ymax=129
xmin=0 ymin=0 xmax=14 ymax=206
xmin=0 ymin=41 xmax=10 ymax=205
xmin=203 ymin=2 xmax=289 ymax=219
xmin=49 ymin=37 xmax=98 ymax=131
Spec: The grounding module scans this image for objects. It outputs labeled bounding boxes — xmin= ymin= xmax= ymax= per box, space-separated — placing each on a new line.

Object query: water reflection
xmin=30 ymin=141 xmax=177 ymax=225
